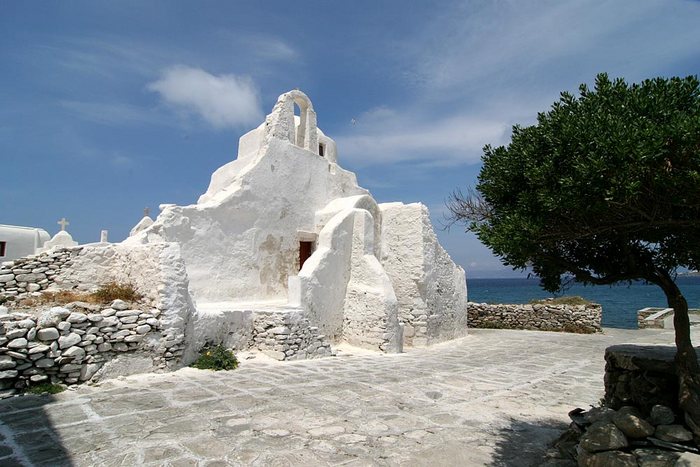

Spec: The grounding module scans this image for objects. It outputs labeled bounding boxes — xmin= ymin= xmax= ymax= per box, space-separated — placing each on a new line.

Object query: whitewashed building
xmin=0 ymin=225 xmax=50 ymax=261
xmin=2 ymin=90 xmax=469 ymax=368
xmin=124 ymin=90 xmax=469 ymax=353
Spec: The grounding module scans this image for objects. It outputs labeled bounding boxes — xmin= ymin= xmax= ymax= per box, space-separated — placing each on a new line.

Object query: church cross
xmin=57 ymin=217 xmax=70 ymax=231
xmin=144 ymin=207 xmax=150 ymax=217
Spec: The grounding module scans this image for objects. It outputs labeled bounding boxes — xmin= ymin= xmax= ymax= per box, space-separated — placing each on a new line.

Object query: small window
xmin=318 ymin=143 xmax=325 ymax=157
xmin=0 ymin=241 xmax=6 ymax=257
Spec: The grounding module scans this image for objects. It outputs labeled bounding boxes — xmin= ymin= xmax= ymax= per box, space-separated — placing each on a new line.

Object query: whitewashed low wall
xmin=0 ymin=300 xmax=184 ymax=396
xmin=468 ymin=302 xmax=602 ymax=333
xmin=380 ymin=203 xmax=469 ymax=347
xmin=182 ymin=307 xmax=332 ymax=363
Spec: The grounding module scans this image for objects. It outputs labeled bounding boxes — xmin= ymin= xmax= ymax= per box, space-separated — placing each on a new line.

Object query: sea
xmin=467 ymin=276 xmax=700 ymax=329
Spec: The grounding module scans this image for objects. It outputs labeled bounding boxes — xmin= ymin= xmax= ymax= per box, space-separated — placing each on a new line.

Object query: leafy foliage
xmin=191 ymin=344 xmax=239 ymax=371
xmin=448 ymin=73 xmax=700 ymax=430
xmin=450 ymin=73 xmax=700 ymax=292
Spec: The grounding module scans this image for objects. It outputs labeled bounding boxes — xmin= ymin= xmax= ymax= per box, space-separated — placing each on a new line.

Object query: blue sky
xmin=2 ymin=0 xmax=699 ymax=278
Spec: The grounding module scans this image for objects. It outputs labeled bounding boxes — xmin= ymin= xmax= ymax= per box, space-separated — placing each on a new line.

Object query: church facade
xmin=2 ymin=90 xmax=468 ymax=372
xmin=124 ymin=90 xmax=468 ymax=352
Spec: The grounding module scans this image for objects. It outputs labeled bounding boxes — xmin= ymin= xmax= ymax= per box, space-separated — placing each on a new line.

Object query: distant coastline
xmin=468 ymin=277 xmax=700 ymax=329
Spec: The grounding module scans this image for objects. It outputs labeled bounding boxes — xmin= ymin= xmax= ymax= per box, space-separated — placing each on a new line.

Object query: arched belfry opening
xmin=277 ymin=90 xmax=320 ymax=156
xmin=293 ymin=97 xmax=310 ymax=149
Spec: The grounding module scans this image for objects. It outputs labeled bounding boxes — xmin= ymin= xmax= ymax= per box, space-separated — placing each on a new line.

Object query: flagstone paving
xmin=0 ymin=327 xmax=693 ymax=466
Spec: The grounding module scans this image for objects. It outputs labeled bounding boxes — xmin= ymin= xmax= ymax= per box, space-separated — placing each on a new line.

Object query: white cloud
xmin=148 ymin=66 xmax=263 ymax=129
xmin=406 ymin=0 xmax=700 ymax=101
xmin=335 ymin=110 xmax=509 ymax=167
xmin=335 ymin=0 xmax=700 ymax=169
xmin=111 ymin=155 xmax=135 ymax=169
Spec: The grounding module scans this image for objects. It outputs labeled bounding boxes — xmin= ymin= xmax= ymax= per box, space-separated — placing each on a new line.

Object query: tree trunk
xmin=657 ymin=270 xmax=700 ymax=437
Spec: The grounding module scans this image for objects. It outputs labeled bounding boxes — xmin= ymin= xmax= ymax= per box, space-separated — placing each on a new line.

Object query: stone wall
xmin=603 ymin=344 xmax=700 ymax=413
xmin=250 ymin=310 xmax=332 ymax=361
xmin=0 ymin=247 xmax=80 ymax=299
xmin=0 ymin=299 xmax=183 ymax=396
xmin=467 ymin=302 xmax=602 ymax=333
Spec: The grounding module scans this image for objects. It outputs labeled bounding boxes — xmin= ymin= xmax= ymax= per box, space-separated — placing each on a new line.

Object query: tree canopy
xmin=451 ymin=73 xmax=700 ymax=292
xmin=448 ymin=73 xmax=700 ymax=433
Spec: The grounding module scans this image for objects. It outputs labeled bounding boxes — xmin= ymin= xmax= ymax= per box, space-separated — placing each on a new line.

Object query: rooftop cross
xmin=144 ymin=207 xmax=150 ymax=217
xmin=57 ymin=217 xmax=69 ymax=231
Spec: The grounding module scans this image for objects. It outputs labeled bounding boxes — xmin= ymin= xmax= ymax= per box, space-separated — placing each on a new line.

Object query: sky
xmin=1 ymin=0 xmax=699 ymax=278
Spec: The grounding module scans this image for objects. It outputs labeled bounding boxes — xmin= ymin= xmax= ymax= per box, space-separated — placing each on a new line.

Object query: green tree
xmin=448 ymin=73 xmax=700 ymax=433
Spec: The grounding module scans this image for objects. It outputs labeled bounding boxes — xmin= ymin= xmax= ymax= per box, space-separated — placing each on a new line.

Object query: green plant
xmin=191 ymin=344 xmax=238 ymax=371
xmin=447 ymin=73 xmax=700 ymax=431
xmin=530 ymin=296 xmax=592 ymax=306
xmin=91 ymin=282 xmax=142 ymax=303
xmin=25 ymin=383 xmax=65 ymax=395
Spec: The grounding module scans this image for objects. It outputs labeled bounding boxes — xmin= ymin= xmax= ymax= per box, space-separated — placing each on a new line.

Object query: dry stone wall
xmin=250 ymin=310 xmax=332 ymax=361
xmin=0 ymin=247 xmax=80 ymax=299
xmin=468 ymin=302 xmax=602 ymax=333
xmin=0 ymin=299 xmax=183 ymax=397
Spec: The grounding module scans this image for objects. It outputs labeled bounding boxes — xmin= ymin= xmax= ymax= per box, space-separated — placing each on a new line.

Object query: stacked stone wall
xmin=468 ymin=302 xmax=602 ymax=333
xmin=0 ymin=299 xmax=183 ymax=397
xmin=0 ymin=248 xmax=80 ymax=299
xmin=250 ymin=311 xmax=332 ymax=361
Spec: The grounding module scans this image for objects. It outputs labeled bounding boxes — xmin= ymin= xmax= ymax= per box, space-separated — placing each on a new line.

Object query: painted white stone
xmin=0 ymin=224 xmax=51 ymax=261
xmin=38 ymin=230 xmax=78 ymax=253
xmin=380 ymin=203 xmax=468 ymax=346
xmin=126 ymin=90 xmax=366 ymax=305
xmin=119 ymin=89 xmax=466 ymax=354
xmin=129 ymin=216 xmax=154 ymax=237
xmin=0 ymin=89 xmax=467 ymax=385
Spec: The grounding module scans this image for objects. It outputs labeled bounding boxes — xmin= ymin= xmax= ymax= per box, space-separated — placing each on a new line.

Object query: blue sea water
xmin=467 ymin=276 xmax=700 ymax=329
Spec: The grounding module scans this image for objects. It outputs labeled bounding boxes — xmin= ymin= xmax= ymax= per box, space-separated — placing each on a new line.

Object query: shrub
xmin=25 ymin=383 xmax=65 ymax=395
xmin=530 ymin=296 xmax=592 ymax=306
xmin=19 ymin=290 xmax=85 ymax=307
xmin=91 ymin=282 xmax=142 ymax=303
xmin=16 ymin=282 xmax=142 ymax=308
xmin=191 ymin=344 xmax=238 ymax=371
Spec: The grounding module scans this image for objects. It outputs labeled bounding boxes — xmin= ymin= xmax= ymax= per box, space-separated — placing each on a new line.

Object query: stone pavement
xmin=0 ymin=327 xmax=692 ymax=466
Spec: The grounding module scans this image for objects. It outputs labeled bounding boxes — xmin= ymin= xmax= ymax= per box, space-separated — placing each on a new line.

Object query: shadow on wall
xmin=0 ymin=394 xmax=74 ymax=465
xmin=488 ymin=417 xmax=570 ymax=467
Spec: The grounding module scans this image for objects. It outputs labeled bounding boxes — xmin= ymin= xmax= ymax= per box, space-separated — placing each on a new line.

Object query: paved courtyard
xmin=0 ymin=327 xmax=691 ymax=466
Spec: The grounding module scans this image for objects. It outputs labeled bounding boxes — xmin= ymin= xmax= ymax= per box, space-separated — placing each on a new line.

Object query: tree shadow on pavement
xmin=0 ymin=393 xmax=74 ymax=466
xmin=488 ymin=417 xmax=572 ymax=467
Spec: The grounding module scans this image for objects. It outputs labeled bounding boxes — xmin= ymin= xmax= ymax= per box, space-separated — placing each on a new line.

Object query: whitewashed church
xmin=124 ymin=90 xmax=468 ymax=352
xmin=3 ymin=90 xmax=468 ymax=361
xmin=0 ymin=219 xmax=78 ymax=262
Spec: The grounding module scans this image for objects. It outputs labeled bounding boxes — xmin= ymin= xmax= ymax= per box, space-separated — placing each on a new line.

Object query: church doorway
xmin=299 ymin=241 xmax=314 ymax=271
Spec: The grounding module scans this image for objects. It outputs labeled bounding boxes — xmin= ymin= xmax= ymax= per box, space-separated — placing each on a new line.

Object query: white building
xmin=0 ymin=225 xmax=50 ymax=261
xmin=124 ymin=90 xmax=468 ymax=351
